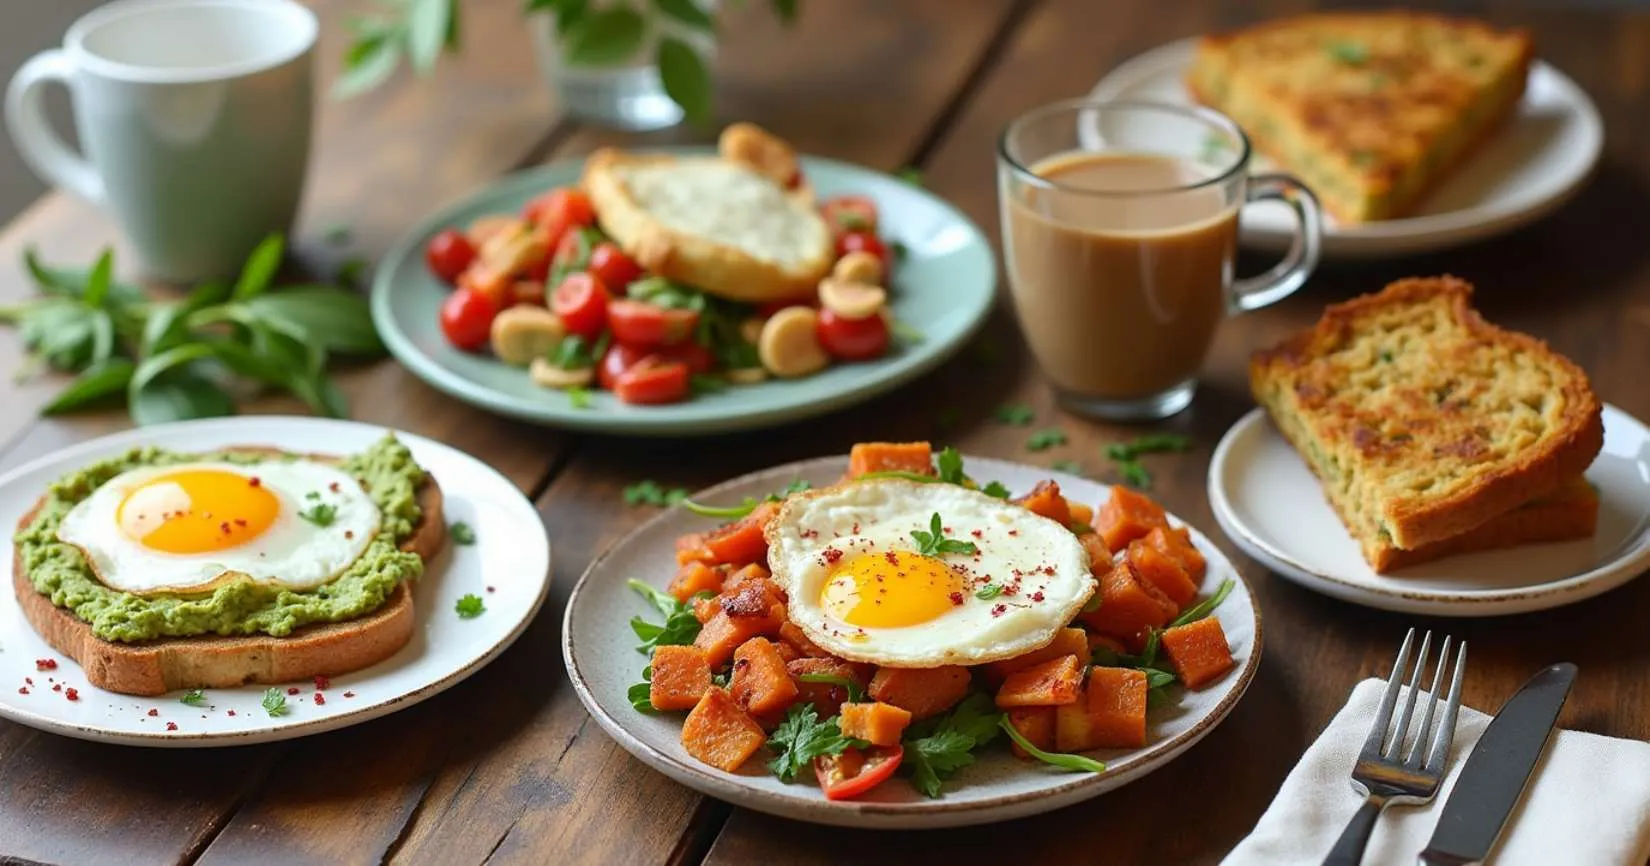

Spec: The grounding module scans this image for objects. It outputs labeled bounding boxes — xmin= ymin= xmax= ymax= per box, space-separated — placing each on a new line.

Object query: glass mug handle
xmin=1229 ymin=173 xmax=1322 ymax=313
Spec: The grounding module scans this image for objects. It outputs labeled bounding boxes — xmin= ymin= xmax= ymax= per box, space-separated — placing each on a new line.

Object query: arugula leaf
xmin=449 ymin=521 xmax=476 ymax=545
xmin=910 ymin=513 xmax=979 ymax=557
xmin=980 ymin=481 xmax=1011 ymax=499
xmin=767 ymin=704 xmax=865 ymax=783
xmin=629 ymin=665 xmax=654 ymax=712
xmin=179 ymin=689 xmax=207 ymax=707
xmin=1026 ymin=428 xmax=1067 ymax=451
xmin=901 ymin=693 xmax=1002 ymax=797
xmin=682 ymin=479 xmax=809 ymax=519
xmin=455 ymin=594 xmax=486 ymax=618
xmin=1169 ymin=578 xmax=1234 ymax=628
xmin=627 ymin=579 xmax=709 ymax=652
xmin=261 ymin=687 xmax=289 ymax=717
xmin=796 ymin=672 xmax=865 ymax=703
xmin=998 ymin=717 xmax=1106 ymax=773
xmin=624 ymin=480 xmax=690 ymax=507
xmin=993 ymin=403 xmax=1034 ymax=426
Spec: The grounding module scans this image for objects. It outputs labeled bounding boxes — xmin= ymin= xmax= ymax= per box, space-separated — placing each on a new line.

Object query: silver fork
xmin=1323 ymin=628 xmax=1468 ymax=866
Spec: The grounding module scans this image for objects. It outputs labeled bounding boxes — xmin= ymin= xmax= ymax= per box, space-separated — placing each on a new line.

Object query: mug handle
xmin=5 ymin=50 xmax=105 ymax=205
xmin=1229 ymin=173 xmax=1322 ymax=313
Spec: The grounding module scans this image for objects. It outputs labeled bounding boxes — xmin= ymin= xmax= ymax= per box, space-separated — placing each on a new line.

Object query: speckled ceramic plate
xmin=1089 ymin=38 xmax=1602 ymax=259
xmin=0 ymin=417 xmax=550 ymax=746
xmin=1209 ymin=405 xmax=1650 ymax=616
xmin=562 ymin=456 xmax=1261 ymax=829
xmin=372 ymin=152 xmax=996 ymax=436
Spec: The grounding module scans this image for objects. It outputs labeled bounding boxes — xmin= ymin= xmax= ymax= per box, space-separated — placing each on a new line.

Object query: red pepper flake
xmin=1031 ymin=591 xmax=1045 ymax=602
xmin=219 ymin=521 xmax=232 ymax=534
xmin=313 ymin=675 xmax=331 ymax=691
xmin=24 ymin=677 xmax=32 ymax=686
xmin=1042 ymin=566 xmax=1056 ymax=576
xmin=166 ymin=722 xmax=178 ymax=731
xmin=485 ymin=586 xmax=495 ymax=593
xmin=234 ymin=518 xmax=248 ymax=527
xmin=313 ymin=693 xmax=326 ymax=706
xmin=248 ymin=476 xmax=262 ymax=487
xmin=329 ymin=481 xmax=341 ymax=493
xmin=1008 ymin=530 xmax=1019 ymax=536
xmin=147 ymin=708 xmax=158 ymax=717
xmin=948 ymin=592 xmax=964 ymax=605
xmin=227 ymin=709 xmax=237 ymax=716
xmin=65 ymin=688 xmax=80 ymax=701
xmin=884 ymin=552 xmax=900 ymax=566
xmin=344 ymin=530 xmax=354 ymax=539
xmin=34 ymin=658 xmax=57 ymax=671
xmin=16 ymin=687 xmax=27 ymax=696
xmin=822 ymin=548 xmax=844 ymax=564
xmin=51 ymin=683 xmax=62 ymax=693
xmin=343 ymin=691 xmax=356 ymax=699
xmin=851 ymin=522 xmax=861 ymax=534
xmin=801 ymin=528 xmax=819 ymax=539
xmin=286 ymin=687 xmax=300 ymax=696
xmin=970 ymin=529 xmax=984 ymax=539
xmin=990 ymin=604 xmax=1007 ymax=617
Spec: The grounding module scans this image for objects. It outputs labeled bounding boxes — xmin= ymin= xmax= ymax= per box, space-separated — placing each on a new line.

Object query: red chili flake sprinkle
xmin=234 ymin=518 xmax=248 ymax=527
xmin=823 ymin=549 xmax=844 ymax=564
xmin=1008 ymin=530 xmax=1019 ymax=536
xmin=486 ymin=586 xmax=495 ymax=593
xmin=990 ymin=604 xmax=1007 ymax=617
xmin=884 ymin=552 xmax=900 ymax=566
xmin=147 ymin=709 xmax=158 ymax=717
xmin=313 ymin=693 xmax=326 ymax=706
xmin=971 ymin=529 xmax=984 ymax=539
xmin=329 ymin=482 xmax=341 ymax=493
xmin=286 ymin=687 xmax=300 ymax=696
xmin=17 ymin=688 xmax=27 ymax=696
xmin=35 ymin=658 xmax=57 ymax=671
xmin=1043 ymin=566 xmax=1056 ymax=576
xmin=166 ymin=722 xmax=178 ymax=731
xmin=344 ymin=530 xmax=355 ymax=540
xmin=851 ymin=522 xmax=861 ymax=534
xmin=227 ymin=710 xmax=237 ymax=716
xmin=65 ymin=688 xmax=80 ymax=701
xmin=801 ymin=528 xmax=818 ymax=539
xmin=1031 ymin=591 xmax=1045 ymax=602
xmin=948 ymin=592 xmax=964 ymax=605
xmin=52 ymin=683 xmax=62 ymax=693
xmin=343 ymin=691 xmax=356 ymax=699
xmin=248 ymin=477 xmax=262 ymax=487
xmin=219 ymin=521 xmax=232 ymax=534
xmin=943 ymin=526 xmax=953 ymax=534
xmin=1002 ymin=585 xmax=1018 ymax=596
xmin=313 ymin=675 xmax=331 ymax=691
xmin=24 ymin=677 xmax=32 ymax=686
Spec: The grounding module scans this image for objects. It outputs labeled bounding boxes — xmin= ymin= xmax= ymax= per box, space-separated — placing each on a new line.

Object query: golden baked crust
xmin=582 ymin=147 xmax=833 ymax=303
xmin=1251 ymin=276 xmax=1603 ymax=560
xmin=1186 ymin=12 xmax=1533 ymax=222
xmin=1372 ymin=476 xmax=1597 ymax=572
xmin=12 ymin=450 xmax=445 ymax=697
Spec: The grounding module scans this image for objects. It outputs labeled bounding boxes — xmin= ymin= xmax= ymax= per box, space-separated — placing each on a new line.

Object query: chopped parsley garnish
xmin=911 ymin=512 xmax=978 ymax=558
xmin=298 ymin=502 xmax=336 ymax=527
xmin=894 ymin=166 xmax=924 ymax=187
xmin=627 ymin=579 xmax=709 ymax=653
xmin=1117 ymin=460 xmax=1152 ymax=489
xmin=796 ymin=672 xmax=866 ymax=703
xmin=1051 ymin=459 xmax=1084 ymax=476
xmin=767 ymin=704 xmax=866 ymax=783
xmin=993 ymin=402 xmax=1034 ymax=426
xmin=998 ymin=717 xmax=1107 ymax=773
xmin=623 ymin=480 xmax=689 ymax=508
xmin=980 ymin=481 xmax=1011 ymax=499
xmin=1326 ymin=40 xmax=1369 ymax=64
xmin=261 ymin=687 xmax=289 ymax=717
xmin=1026 ymin=428 xmax=1067 ymax=451
xmin=975 ymin=584 xmax=1004 ymax=600
xmin=935 ymin=447 xmax=966 ymax=485
xmin=567 ymin=385 xmax=593 ymax=409
xmin=1105 ymin=434 xmax=1192 ymax=489
xmin=179 ymin=689 xmax=207 ymax=707
xmin=628 ymin=666 xmax=654 ymax=713
xmin=455 ymin=594 xmax=486 ymax=618
xmin=902 ymin=693 xmax=1003 ymax=797
xmin=711 ymin=671 xmax=731 ymax=688
xmin=449 ymin=521 xmax=476 ymax=545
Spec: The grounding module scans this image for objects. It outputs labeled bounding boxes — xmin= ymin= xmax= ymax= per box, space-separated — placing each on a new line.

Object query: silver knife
xmin=1417 ymin=662 xmax=1578 ymax=866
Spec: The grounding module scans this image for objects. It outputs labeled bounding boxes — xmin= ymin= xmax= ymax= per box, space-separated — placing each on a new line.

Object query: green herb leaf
xmin=796 ymin=672 xmax=866 ymax=703
xmin=128 ymin=369 xmax=237 ymax=426
xmin=450 ymin=521 xmax=477 ymax=545
xmin=975 ymin=584 xmax=1003 ymax=600
xmin=334 ymin=33 xmax=402 ymax=99
xmin=407 ymin=0 xmax=453 ymax=72
xmin=261 ymin=687 xmax=289 ymax=717
xmin=628 ymin=679 xmax=655 ymax=713
xmin=626 ymin=579 xmax=708 ymax=652
xmin=689 ymin=373 xmax=727 ymax=395
xmin=934 ymin=447 xmax=966 ymax=485
xmin=563 ymin=6 xmax=646 ymax=66
xmin=624 ymin=480 xmax=690 ymax=507
xmin=768 ymin=0 xmax=798 ymax=26
xmin=657 ymin=37 xmax=712 ymax=125
xmin=22 ymin=247 xmax=143 ymax=303
xmin=1170 ymin=578 xmax=1234 ymax=627
xmin=299 ymin=502 xmax=337 ymax=527
xmin=681 ymin=496 xmax=760 ymax=519
xmin=550 ymin=333 xmax=598 ymax=370
xmin=82 ymin=249 xmax=114 ymax=309
xmin=41 ymin=357 xmax=135 ymax=415
xmin=1106 ymin=434 xmax=1192 ymax=460
xmin=910 ymin=512 xmax=979 ymax=558
xmin=455 ymin=593 xmax=486 ymax=618
xmin=858 ymin=470 xmax=940 ymax=484
xmin=998 ymin=717 xmax=1106 ymax=774
xmin=180 ymin=689 xmax=207 ymax=707
xmin=231 ymin=235 xmax=285 ymax=300
xmin=901 ymin=693 xmax=1002 ymax=797
xmin=980 ymin=481 xmax=1011 ymax=499
xmin=889 ymin=319 xmax=924 ymax=346
xmin=567 ymin=385 xmax=593 ymax=409
xmin=994 ymin=403 xmax=1034 ymax=426
xmin=336 ymin=257 xmax=369 ymax=288
xmin=1026 ymin=428 xmax=1066 ymax=451
xmin=767 ymin=704 xmax=864 ymax=783
xmin=1116 ymin=459 xmax=1151 ymax=489
xmin=242 ymin=287 xmax=385 ymax=355
xmin=652 ymin=0 xmax=714 ymax=30
xmin=894 ymin=166 xmax=923 ymax=187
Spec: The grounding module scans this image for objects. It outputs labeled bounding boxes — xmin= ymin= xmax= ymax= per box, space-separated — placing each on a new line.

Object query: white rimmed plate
xmin=1089 ymin=38 xmax=1603 ymax=259
xmin=562 ymin=455 xmax=1261 ymax=829
xmin=1209 ymin=405 xmax=1650 ymax=616
xmin=0 ymin=416 xmax=551 ymax=747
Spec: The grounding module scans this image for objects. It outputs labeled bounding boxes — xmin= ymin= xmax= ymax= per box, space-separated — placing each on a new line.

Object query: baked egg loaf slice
xmin=1250 ymin=276 xmax=1602 ymax=563
xmin=1186 ymin=12 xmax=1533 ymax=222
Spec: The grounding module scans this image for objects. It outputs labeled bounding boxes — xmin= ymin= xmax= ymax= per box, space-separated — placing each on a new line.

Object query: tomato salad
xmin=425 ymin=186 xmax=908 ymax=407
xmin=624 ymin=442 xmax=1238 ymax=800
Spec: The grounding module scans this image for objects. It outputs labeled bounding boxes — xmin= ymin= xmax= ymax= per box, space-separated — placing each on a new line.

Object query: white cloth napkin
xmin=1223 ymin=678 xmax=1650 ymax=866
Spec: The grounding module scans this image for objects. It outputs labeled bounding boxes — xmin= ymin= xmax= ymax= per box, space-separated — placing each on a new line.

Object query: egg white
xmin=766 ymin=479 xmax=1095 ymax=667
xmin=57 ymin=460 xmax=381 ymax=595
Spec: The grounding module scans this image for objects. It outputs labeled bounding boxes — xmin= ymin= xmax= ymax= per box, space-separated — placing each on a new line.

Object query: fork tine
xmin=1364 ymin=628 xmax=1416 ymax=755
xmin=1426 ymin=640 xmax=1468 ymax=771
xmin=1385 ymin=630 xmax=1432 ymax=757
xmin=1405 ymin=635 xmax=1452 ymax=767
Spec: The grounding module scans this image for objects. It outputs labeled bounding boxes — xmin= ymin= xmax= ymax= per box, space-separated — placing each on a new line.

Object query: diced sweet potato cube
xmin=839 ymin=701 xmax=913 ymax=747
xmin=681 ymin=687 xmax=767 ymax=771
xmin=668 ymin=561 xmax=723 ymax=602
xmin=847 ymin=442 xmax=934 ymax=478
xmin=1078 ymin=560 xmax=1177 ymax=646
xmin=986 ymin=627 xmax=1089 ymax=682
xmin=718 ymin=578 xmax=786 ymax=619
xmin=778 ymin=621 xmax=831 ymax=658
xmin=1067 ymin=501 xmax=1094 ymax=528
xmin=868 ymin=665 xmax=971 ymax=720
xmin=676 ymin=532 xmax=715 ymax=565
xmin=787 ymin=658 xmax=866 ymax=717
xmin=996 ymin=655 xmax=1084 ymax=708
xmin=1161 ymin=618 xmax=1235 ymax=689
xmin=1087 ymin=632 xmax=1126 ymax=657
xmin=730 ymin=638 xmax=800 ymax=716
xmin=1055 ymin=667 xmax=1147 ymax=751
xmin=691 ymin=596 xmax=719 ymax=624
xmin=1007 ymin=707 xmax=1056 ymax=760
xmin=1079 ymin=531 xmax=1113 ymax=573
xmin=1142 ymin=526 xmax=1207 ymax=584
xmin=1094 ymin=487 xmax=1171 ymax=552
xmin=694 ymin=609 xmax=779 ymax=668
xmin=722 ymin=562 xmax=774 ymax=593
xmin=1126 ymin=539 xmax=1198 ymax=609
xmin=773 ymin=641 xmax=801 ymax=663
xmin=700 ymin=502 xmax=779 ymax=566
xmin=1014 ymin=480 xmax=1073 ymax=527
xmin=649 ymin=645 xmax=712 ymax=711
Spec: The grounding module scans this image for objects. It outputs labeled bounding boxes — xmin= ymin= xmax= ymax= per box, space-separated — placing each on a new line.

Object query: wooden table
xmin=2 ymin=1 xmax=1648 ymax=863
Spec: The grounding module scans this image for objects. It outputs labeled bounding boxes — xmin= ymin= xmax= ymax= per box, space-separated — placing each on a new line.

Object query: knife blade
xmin=1417 ymin=662 xmax=1578 ymax=866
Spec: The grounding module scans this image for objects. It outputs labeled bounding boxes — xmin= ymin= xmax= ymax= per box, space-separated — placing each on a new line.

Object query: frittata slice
xmin=1187 ymin=12 xmax=1533 ymax=222
xmin=1250 ymin=276 xmax=1602 ymax=561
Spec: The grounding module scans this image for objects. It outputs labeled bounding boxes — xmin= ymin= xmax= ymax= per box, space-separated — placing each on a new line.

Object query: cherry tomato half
xmin=523 ymin=188 xmax=596 ymax=249
xmin=588 ymin=242 xmax=644 ymax=293
xmin=550 ymin=272 xmax=611 ymax=340
xmin=835 ymin=230 xmax=889 ymax=265
xmin=614 ymin=357 xmax=691 ymax=405
xmin=608 ymin=299 xmax=700 ymax=347
xmin=598 ymin=341 xmax=649 ymax=391
xmin=820 ymin=195 xmax=879 ymax=235
xmin=814 ymin=746 xmax=903 ymax=801
xmin=425 ymin=229 xmax=477 ymax=284
xmin=816 ymin=308 xmax=891 ymax=361
xmin=439 ymin=287 xmax=498 ymax=352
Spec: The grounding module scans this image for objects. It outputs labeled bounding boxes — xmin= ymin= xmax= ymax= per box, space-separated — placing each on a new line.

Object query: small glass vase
xmin=531 ymin=12 xmax=715 ymax=132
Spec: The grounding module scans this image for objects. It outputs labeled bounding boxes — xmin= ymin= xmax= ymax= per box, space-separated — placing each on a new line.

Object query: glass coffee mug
xmin=997 ymin=100 xmax=1321 ymax=420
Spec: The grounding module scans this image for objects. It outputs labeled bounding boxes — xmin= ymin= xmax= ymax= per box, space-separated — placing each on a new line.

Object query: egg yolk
xmin=820 ymin=551 xmax=963 ymax=628
xmin=116 ymin=470 xmax=280 ymax=554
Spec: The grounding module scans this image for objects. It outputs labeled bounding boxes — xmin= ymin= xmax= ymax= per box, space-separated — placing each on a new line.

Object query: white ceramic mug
xmin=6 ymin=0 xmax=317 ymax=283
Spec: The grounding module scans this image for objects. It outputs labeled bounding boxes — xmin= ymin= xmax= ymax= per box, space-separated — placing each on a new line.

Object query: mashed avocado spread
xmin=15 ymin=435 xmax=426 ymax=642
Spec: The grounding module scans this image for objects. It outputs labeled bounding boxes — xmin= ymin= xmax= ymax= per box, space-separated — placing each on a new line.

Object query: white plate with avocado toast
xmin=1209 ymin=404 xmax=1650 ymax=616
xmin=1091 ymin=35 xmax=1602 ymax=259
xmin=0 ymin=417 xmax=551 ymax=746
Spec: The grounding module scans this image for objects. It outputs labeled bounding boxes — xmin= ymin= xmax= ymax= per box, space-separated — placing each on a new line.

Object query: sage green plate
xmin=371 ymin=152 xmax=996 ymax=436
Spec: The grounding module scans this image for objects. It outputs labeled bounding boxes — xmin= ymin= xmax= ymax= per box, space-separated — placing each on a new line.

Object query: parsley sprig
xmin=455 ymin=594 xmax=485 ymax=618
xmin=627 ymin=579 xmax=710 ymax=653
xmin=767 ymin=704 xmax=868 ymax=783
xmin=993 ymin=403 xmax=1034 ymax=426
xmin=901 ymin=693 xmax=1002 ymax=797
xmin=910 ymin=513 xmax=978 ymax=558
xmin=179 ymin=689 xmax=207 ymax=707
xmin=449 ymin=521 xmax=476 ymax=545
xmin=1105 ymin=434 xmax=1193 ymax=490
xmin=261 ymin=687 xmax=289 ymax=718
xmin=1026 ymin=428 xmax=1067 ymax=451
xmin=298 ymin=501 xmax=337 ymax=527
xmin=623 ymin=480 xmax=689 ymax=508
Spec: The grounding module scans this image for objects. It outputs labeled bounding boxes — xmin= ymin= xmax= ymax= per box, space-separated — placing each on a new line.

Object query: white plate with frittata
xmin=1091 ymin=38 xmax=1602 ymax=259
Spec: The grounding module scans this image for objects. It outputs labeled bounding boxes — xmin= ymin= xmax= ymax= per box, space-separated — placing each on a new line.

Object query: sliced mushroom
xmin=830 ymin=251 xmax=884 ymax=285
xmin=726 ymin=367 xmax=768 ymax=385
xmin=490 ymin=306 xmax=566 ymax=367
xmin=529 ymin=357 xmax=595 ymax=389
xmin=818 ymin=278 xmax=888 ymax=321
xmin=479 ymin=221 xmax=548 ymax=277
xmin=757 ymin=306 xmax=829 ymax=379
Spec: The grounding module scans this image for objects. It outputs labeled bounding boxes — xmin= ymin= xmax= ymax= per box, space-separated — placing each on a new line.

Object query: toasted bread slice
xmin=1251 ymin=276 xmax=1602 ymax=560
xmin=583 ymin=148 xmax=833 ymax=303
xmin=1372 ymin=475 xmax=1597 ymax=572
xmin=1186 ymin=12 xmax=1532 ymax=222
xmin=13 ymin=452 xmax=445 ymax=697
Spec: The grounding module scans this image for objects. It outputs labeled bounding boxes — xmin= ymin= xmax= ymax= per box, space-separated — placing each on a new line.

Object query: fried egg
xmin=57 ymin=459 xmax=381 ymax=595
xmin=766 ymin=479 xmax=1095 ymax=667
